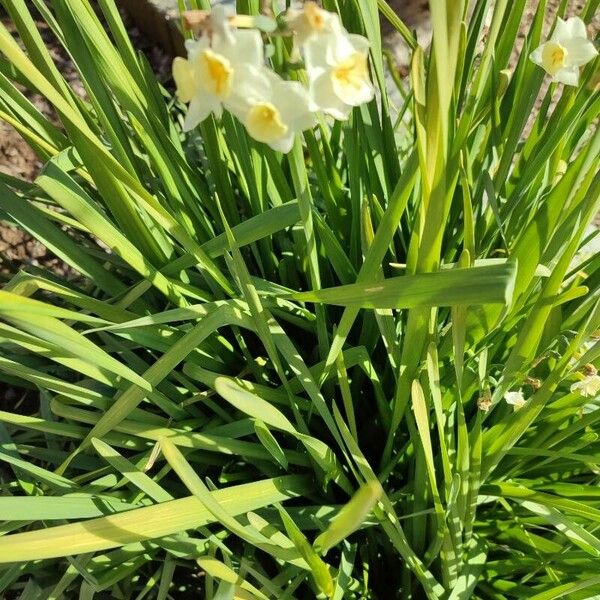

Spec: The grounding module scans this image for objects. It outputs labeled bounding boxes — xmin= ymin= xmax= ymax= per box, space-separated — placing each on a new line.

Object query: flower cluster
xmin=172 ymin=3 xmax=374 ymax=153
xmin=530 ymin=16 xmax=598 ymax=86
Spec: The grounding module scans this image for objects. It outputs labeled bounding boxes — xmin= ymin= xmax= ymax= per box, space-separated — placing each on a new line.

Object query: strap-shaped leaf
xmin=291 ymin=262 xmax=516 ymax=309
xmin=0 ymin=475 xmax=309 ymax=562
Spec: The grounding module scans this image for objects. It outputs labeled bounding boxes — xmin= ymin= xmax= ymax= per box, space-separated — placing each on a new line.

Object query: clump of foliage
xmin=0 ymin=0 xmax=599 ymax=598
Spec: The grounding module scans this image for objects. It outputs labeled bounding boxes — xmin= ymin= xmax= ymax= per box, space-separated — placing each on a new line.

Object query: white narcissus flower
xmin=172 ymin=6 xmax=264 ymax=130
xmin=304 ymin=31 xmax=375 ymax=120
xmin=285 ymin=1 xmax=341 ymax=49
xmin=227 ymin=68 xmax=315 ymax=153
xmin=504 ymin=390 xmax=526 ymax=410
xmin=570 ymin=375 xmax=600 ymax=398
xmin=529 ymin=17 xmax=598 ymax=86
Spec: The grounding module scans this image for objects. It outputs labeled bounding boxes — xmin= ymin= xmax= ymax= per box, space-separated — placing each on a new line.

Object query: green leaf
xmin=516 ymin=499 xmax=600 ymax=557
xmin=291 ymin=262 xmax=516 ymax=309
xmin=254 ymin=420 xmax=289 ymax=470
xmin=0 ymin=475 xmax=309 ymax=562
xmin=278 ymin=507 xmax=334 ymax=598
xmin=196 ymin=557 xmax=270 ymax=600
xmin=215 ymin=377 xmax=296 ymax=435
xmin=314 ymin=482 xmax=382 ymax=554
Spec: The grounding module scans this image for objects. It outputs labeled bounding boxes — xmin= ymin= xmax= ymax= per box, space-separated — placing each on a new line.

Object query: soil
xmin=0 ymin=123 xmax=41 ymax=182
xmin=0 ymin=15 xmax=76 ymax=277
xmin=0 ymin=4 xmax=170 ymax=277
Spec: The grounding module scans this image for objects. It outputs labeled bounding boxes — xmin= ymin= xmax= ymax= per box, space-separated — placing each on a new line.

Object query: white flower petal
xmin=185 ymin=38 xmax=197 ymax=54
xmin=231 ymin=71 xmax=312 ymax=152
xmin=230 ymin=29 xmax=264 ymax=68
xmin=553 ymin=66 xmax=579 ymax=86
xmin=275 ymin=81 xmax=315 ymax=132
xmin=226 ymin=66 xmax=272 ymax=119
xmin=286 ymin=18 xmax=311 ymax=48
xmin=213 ymin=101 xmax=223 ymax=119
xmin=504 ymin=390 xmax=526 ymax=408
xmin=173 ymin=57 xmax=196 ymax=103
xmin=551 ymin=17 xmax=571 ymax=42
xmin=268 ymin=131 xmax=296 ymax=153
xmin=305 ymin=31 xmax=374 ymax=116
xmin=348 ymin=33 xmax=371 ymax=54
xmin=330 ymin=54 xmax=374 ymax=106
xmin=285 ymin=3 xmax=343 ymax=48
xmin=285 ymin=8 xmax=303 ymax=26
xmin=185 ymin=37 xmax=209 ymax=59
xmin=183 ymin=95 xmax=215 ymax=131
xmin=244 ymin=101 xmax=289 ymax=148
xmin=571 ymin=375 xmax=600 ymax=397
xmin=304 ymin=35 xmax=335 ymax=70
xmin=529 ymin=44 xmax=545 ymax=67
xmin=562 ymin=16 xmax=588 ymax=40
xmin=310 ymin=71 xmax=351 ymax=120
xmin=262 ymin=68 xmax=284 ymax=88
xmin=563 ymin=37 xmax=598 ymax=67
xmin=196 ymin=48 xmax=234 ymax=98
xmin=333 ymin=75 xmax=374 ymax=107
xmin=330 ymin=31 xmax=357 ymax=63
xmin=211 ymin=4 xmax=235 ymax=45
xmin=327 ymin=12 xmax=344 ymax=35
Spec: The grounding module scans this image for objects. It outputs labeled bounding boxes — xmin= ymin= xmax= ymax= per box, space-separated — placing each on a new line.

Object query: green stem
xmin=289 ymin=137 xmax=329 ymax=362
